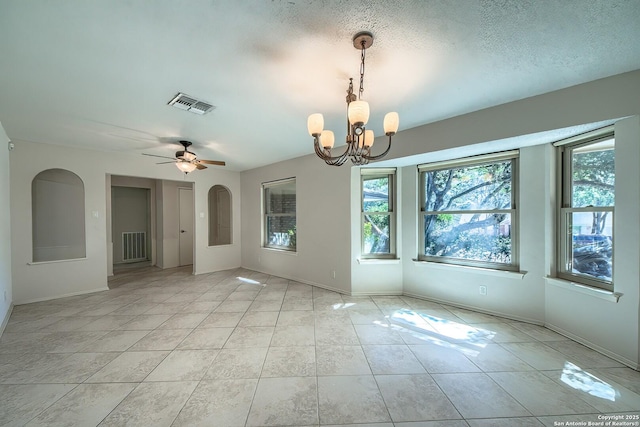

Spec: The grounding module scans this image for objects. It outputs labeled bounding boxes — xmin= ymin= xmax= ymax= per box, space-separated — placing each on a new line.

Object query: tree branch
xmin=573 ymin=180 xmax=614 ymax=190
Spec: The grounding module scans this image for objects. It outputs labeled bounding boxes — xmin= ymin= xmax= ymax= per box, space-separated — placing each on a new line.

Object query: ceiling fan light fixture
xmin=176 ymin=161 xmax=197 ymax=173
xmin=182 ymin=151 xmax=196 ymax=162
xmin=143 ymin=140 xmax=225 ymax=172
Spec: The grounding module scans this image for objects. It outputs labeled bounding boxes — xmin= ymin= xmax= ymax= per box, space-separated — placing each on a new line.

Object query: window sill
xmin=261 ymin=247 xmax=297 ymax=256
xmin=545 ymin=277 xmax=621 ymax=303
xmin=411 ymin=259 xmax=526 ymax=279
xmin=357 ymin=258 xmax=401 ymax=265
xmin=28 ymin=257 xmax=88 ymax=266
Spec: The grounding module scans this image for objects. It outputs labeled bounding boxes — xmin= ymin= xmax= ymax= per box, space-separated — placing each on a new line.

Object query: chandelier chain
xmin=359 ymin=41 xmax=366 ymax=99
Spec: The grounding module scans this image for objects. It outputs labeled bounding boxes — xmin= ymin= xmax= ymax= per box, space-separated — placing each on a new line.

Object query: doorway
xmin=111 ymin=186 xmax=151 ymax=266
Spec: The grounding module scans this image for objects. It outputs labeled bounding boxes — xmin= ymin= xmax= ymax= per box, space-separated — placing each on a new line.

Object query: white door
xmin=178 ymin=188 xmax=194 ymax=266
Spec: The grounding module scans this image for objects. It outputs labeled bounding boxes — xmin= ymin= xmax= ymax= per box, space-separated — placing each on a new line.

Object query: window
xmin=208 ymin=185 xmax=232 ymax=246
xmin=361 ymin=168 xmax=396 ymax=258
xmin=263 ymin=178 xmax=296 ymax=251
xmin=418 ymin=151 xmax=518 ymax=270
xmin=32 ymin=169 xmax=86 ymax=262
xmin=556 ymin=128 xmax=614 ymax=290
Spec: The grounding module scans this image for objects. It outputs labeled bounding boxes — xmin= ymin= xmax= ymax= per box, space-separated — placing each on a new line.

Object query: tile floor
xmin=1 ymin=266 xmax=639 ymax=426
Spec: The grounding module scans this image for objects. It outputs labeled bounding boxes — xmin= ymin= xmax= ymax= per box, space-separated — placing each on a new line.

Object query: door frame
xmin=178 ymin=187 xmax=194 ymax=267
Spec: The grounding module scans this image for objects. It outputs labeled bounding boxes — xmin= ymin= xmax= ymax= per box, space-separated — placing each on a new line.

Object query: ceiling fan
xmin=143 ymin=140 xmax=225 ymax=173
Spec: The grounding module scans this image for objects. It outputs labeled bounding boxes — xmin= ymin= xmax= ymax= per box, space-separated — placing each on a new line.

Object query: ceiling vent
xmin=168 ymin=92 xmax=216 ymax=115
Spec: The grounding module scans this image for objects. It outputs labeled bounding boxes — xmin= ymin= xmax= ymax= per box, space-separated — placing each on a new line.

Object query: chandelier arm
xmin=313 ymin=136 xmax=351 ymax=163
xmin=324 ymin=148 xmax=349 ymax=166
xmin=351 ymin=157 xmax=370 ymax=165
xmin=313 ymin=137 xmax=326 ymax=158
xmin=327 ymin=155 xmax=348 ymax=166
xmin=362 ymin=135 xmax=393 ymax=161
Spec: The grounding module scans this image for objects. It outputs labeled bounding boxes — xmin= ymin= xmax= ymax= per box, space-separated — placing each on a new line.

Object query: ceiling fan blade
xmin=195 ymin=163 xmax=208 ymax=170
xmin=156 ymin=161 xmax=177 ymax=164
xmin=143 ymin=153 xmax=176 ymax=160
xmin=198 ymin=159 xmax=226 ymax=166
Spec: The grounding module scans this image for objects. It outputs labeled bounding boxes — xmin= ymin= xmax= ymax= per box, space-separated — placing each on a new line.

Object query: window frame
xmin=555 ymin=127 xmax=615 ymax=291
xmin=262 ymin=177 xmax=297 ymax=252
xmin=361 ymin=168 xmax=397 ymax=259
xmin=417 ymin=151 xmax=519 ymax=271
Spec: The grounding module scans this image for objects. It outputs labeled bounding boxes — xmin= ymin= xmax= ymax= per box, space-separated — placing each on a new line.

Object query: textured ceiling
xmin=1 ymin=1 xmax=639 ymax=171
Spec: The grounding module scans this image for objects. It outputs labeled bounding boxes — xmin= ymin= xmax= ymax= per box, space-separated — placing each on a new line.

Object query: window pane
xmin=266 ymin=215 xmax=296 ymax=250
xmin=424 ymin=160 xmax=512 ymax=212
xmin=266 ymin=181 xmax=296 ymax=214
xmin=363 ymin=176 xmax=389 ymax=212
xmin=567 ymin=211 xmax=612 ymax=282
xmin=363 ymin=214 xmax=390 ymax=254
xmin=424 ymin=213 xmax=512 ymax=264
xmin=572 ymin=141 xmax=614 ymax=208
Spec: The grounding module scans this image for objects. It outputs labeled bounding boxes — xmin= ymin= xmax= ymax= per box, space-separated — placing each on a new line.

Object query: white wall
xmin=196 ymin=178 xmax=241 ymax=275
xmin=10 ymin=141 xmax=242 ymax=304
xmin=0 ymin=123 xmax=12 ymax=331
xmin=241 ymin=154 xmax=352 ymax=293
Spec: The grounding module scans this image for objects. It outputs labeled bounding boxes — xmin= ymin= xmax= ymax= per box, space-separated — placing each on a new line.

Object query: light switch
xmin=199 ymin=212 xmax=205 ymax=218
xmin=92 ymin=210 xmax=99 ymax=218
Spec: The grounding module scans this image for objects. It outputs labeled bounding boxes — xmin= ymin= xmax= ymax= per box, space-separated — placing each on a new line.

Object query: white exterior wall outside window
xmin=418 ymin=151 xmax=518 ymax=270
xmin=263 ymin=178 xmax=296 ymax=251
xmin=555 ymin=127 xmax=615 ymax=291
xmin=361 ymin=168 xmax=396 ymax=259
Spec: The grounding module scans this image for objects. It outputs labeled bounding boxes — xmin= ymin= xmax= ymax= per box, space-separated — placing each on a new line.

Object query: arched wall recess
xmin=32 ymin=168 xmax=86 ymax=262
xmin=208 ymin=185 xmax=232 ymax=246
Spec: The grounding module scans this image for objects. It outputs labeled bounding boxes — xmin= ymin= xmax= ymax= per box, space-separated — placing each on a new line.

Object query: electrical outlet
xmin=258 ymin=256 xmax=261 ymax=264
xmin=331 ymin=270 xmax=336 ymax=279
xmin=3 ymin=291 xmax=6 ymax=302
xmin=479 ymin=285 xmax=487 ymax=295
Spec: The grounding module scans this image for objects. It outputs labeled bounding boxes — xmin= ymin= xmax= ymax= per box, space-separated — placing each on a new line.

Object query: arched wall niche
xmin=208 ymin=185 xmax=232 ymax=246
xmin=32 ymin=168 xmax=86 ymax=262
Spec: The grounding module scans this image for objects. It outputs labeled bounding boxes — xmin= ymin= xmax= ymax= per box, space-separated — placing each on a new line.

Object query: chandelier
xmin=307 ymin=31 xmax=399 ymax=166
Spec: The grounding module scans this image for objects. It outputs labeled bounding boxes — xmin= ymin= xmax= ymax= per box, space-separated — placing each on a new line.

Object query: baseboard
xmin=545 ymin=322 xmax=639 ymax=370
xmin=402 ymin=291 xmax=545 ymax=326
xmin=0 ymin=303 xmax=14 ymax=337
xmin=351 ymin=291 xmax=404 ymax=297
xmin=14 ymin=286 xmax=110 ymax=306
xmin=244 ymin=266 xmax=350 ymax=296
